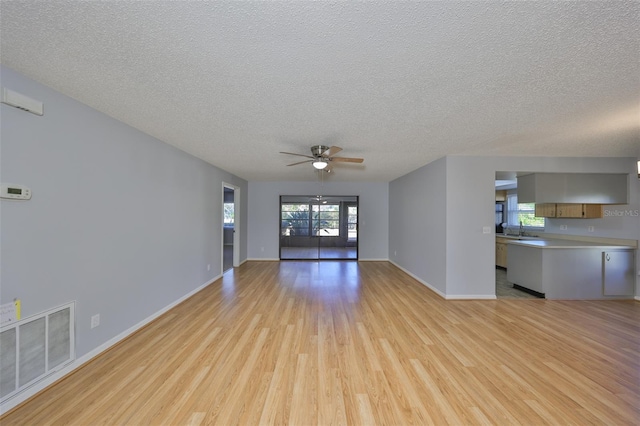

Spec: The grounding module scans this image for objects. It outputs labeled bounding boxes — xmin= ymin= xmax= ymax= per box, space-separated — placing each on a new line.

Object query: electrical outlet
xmin=207 ymin=264 xmax=210 ymax=271
xmin=394 ymin=250 xmax=397 ymax=256
xmin=588 ymin=226 xmax=595 ymax=232
xmin=560 ymin=225 xmax=568 ymax=230
xmin=261 ymin=247 xmax=264 ymax=252
xmin=91 ymin=314 xmax=100 ymax=329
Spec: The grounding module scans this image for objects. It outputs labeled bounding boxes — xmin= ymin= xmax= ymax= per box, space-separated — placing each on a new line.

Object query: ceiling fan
xmin=279 ymin=145 xmax=364 ymax=172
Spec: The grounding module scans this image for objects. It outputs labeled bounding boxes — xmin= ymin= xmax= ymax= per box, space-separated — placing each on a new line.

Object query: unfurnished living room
xmin=1 ymin=2 xmax=639 ymax=425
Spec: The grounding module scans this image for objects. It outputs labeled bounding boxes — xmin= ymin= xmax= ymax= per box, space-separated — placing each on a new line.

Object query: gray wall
xmin=247 ymin=181 xmax=389 ymax=260
xmin=389 ymin=156 xmax=447 ymax=295
xmin=0 ymin=66 xmax=248 ymax=357
xmin=390 ymin=155 xmax=639 ymax=298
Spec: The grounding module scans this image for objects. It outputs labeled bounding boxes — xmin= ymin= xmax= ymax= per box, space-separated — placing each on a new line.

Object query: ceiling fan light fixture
xmin=312 ymin=159 xmax=328 ymax=169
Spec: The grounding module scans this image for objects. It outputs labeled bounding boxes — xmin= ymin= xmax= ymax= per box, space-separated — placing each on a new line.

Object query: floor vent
xmin=0 ymin=302 xmax=75 ymax=403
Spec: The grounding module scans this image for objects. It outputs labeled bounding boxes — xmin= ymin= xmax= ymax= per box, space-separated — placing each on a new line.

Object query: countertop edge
xmin=506 ymin=238 xmax=636 ymax=250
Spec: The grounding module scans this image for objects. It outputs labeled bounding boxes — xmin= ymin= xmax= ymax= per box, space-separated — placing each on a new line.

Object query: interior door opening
xmin=223 ymin=186 xmax=235 ymax=272
xmin=279 ymin=195 xmax=358 ymax=260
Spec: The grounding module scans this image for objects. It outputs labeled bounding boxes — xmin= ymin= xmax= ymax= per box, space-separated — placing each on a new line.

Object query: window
xmin=347 ymin=205 xmax=357 ymax=240
xmin=507 ymin=194 xmax=544 ymax=228
xmin=280 ymin=202 xmax=343 ymax=237
xmin=281 ymin=203 xmax=310 ymax=236
xmin=312 ymin=204 xmax=340 ymax=236
xmin=224 ymin=203 xmax=234 ymax=224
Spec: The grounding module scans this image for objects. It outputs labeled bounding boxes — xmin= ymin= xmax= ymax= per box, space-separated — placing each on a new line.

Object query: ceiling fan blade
xmin=330 ymin=156 xmax=364 ymax=163
xmin=287 ymin=159 xmax=314 ymax=166
xmin=280 ymin=151 xmax=315 ymax=159
xmin=322 ymin=146 xmax=343 ymax=157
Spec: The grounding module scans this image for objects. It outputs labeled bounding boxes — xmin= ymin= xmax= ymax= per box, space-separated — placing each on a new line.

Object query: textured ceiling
xmin=1 ymin=1 xmax=639 ymax=182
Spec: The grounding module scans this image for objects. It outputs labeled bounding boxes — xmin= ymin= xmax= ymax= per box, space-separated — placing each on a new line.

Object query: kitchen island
xmin=506 ymin=238 xmax=636 ymax=299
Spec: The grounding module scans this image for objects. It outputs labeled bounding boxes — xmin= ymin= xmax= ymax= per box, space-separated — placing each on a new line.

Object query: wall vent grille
xmin=0 ymin=302 xmax=75 ymax=403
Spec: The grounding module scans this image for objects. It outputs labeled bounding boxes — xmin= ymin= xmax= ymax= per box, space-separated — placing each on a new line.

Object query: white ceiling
xmin=1 ymin=1 xmax=638 ymax=182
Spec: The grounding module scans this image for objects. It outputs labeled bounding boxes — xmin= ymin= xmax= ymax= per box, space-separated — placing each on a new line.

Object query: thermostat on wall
xmin=1 ymin=184 xmax=31 ymax=200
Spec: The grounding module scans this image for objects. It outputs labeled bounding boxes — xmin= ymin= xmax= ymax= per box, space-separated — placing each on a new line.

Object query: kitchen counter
xmin=506 ymin=238 xmax=632 ymax=250
xmin=506 ymin=238 xmax=636 ymax=299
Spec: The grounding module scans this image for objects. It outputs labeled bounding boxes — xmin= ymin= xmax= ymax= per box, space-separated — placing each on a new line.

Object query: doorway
xmin=279 ymin=195 xmax=358 ymax=260
xmin=494 ymin=172 xmax=539 ymax=299
xmin=222 ymin=184 xmax=240 ymax=272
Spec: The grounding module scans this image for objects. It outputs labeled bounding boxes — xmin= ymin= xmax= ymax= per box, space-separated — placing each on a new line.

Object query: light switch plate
xmin=91 ymin=314 xmax=100 ymax=329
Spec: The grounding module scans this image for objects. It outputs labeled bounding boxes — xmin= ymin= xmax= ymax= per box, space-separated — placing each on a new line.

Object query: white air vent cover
xmin=1 ymin=87 xmax=44 ymax=116
xmin=0 ymin=302 xmax=75 ymax=403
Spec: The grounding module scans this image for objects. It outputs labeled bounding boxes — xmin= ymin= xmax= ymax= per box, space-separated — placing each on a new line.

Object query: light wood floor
xmin=3 ymin=261 xmax=639 ymax=425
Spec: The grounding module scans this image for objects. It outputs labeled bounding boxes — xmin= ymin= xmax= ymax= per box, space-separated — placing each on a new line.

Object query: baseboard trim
xmin=388 ymin=261 xmax=497 ymax=300
xmin=0 ymin=274 xmax=222 ymax=416
xmin=635 ymin=295 xmax=640 ymax=301
xmin=444 ymin=294 xmax=498 ymax=300
xmin=388 ymin=261 xmax=447 ymax=299
xmin=245 ymin=258 xmax=390 ymax=262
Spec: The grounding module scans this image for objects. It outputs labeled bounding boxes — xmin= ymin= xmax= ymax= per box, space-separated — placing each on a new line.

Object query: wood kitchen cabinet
xmin=582 ymin=204 xmax=604 ymax=218
xmin=535 ymin=203 xmax=556 ymax=217
xmin=556 ymin=203 xmax=603 ymax=218
xmin=555 ymin=203 xmax=583 ymax=218
xmin=534 ymin=203 xmax=603 ymax=218
xmin=495 ymin=238 xmax=508 ymax=268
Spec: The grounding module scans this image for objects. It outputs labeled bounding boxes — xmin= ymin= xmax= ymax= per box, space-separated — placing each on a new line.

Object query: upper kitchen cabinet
xmin=534 ymin=203 xmax=556 ymax=217
xmin=518 ymin=173 xmax=628 ymax=204
xmin=556 ymin=203 xmax=603 ymax=218
xmin=535 ymin=203 xmax=604 ymax=218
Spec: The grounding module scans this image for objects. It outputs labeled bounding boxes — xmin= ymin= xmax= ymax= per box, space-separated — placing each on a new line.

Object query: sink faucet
xmin=519 ymin=221 xmax=524 ymax=236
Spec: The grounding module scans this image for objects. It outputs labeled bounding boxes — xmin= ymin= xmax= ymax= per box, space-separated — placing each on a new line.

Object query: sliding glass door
xmin=280 ymin=195 xmax=358 ymax=260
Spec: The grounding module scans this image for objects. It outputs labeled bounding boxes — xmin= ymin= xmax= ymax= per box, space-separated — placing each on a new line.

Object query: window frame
xmin=281 ymin=203 xmax=311 ymax=237
xmin=312 ymin=203 xmax=341 ymax=237
xmin=281 ymin=202 xmax=342 ymax=237
xmin=506 ymin=193 xmax=545 ymax=231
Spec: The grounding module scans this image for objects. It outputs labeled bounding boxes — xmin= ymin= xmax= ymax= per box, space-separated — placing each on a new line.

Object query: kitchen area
xmin=494 ymin=172 xmax=637 ymax=300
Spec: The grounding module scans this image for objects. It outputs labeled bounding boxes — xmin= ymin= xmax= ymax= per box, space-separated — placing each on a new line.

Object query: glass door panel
xmin=280 ymin=201 xmax=316 ymax=259
xmin=280 ymin=196 xmax=358 ymax=260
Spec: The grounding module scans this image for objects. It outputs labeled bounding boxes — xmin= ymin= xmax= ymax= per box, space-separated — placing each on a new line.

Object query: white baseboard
xmin=245 ymin=258 xmax=391 ymax=262
xmin=0 ymin=274 xmax=221 ymax=415
xmin=445 ymin=294 xmax=497 ymax=300
xmin=388 ymin=261 xmax=497 ymax=300
xmin=246 ymin=258 xmax=280 ymax=261
xmin=635 ymin=295 xmax=640 ymax=301
xmin=389 ymin=261 xmax=447 ymax=299
xmin=232 ymin=258 xmax=249 ymax=268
